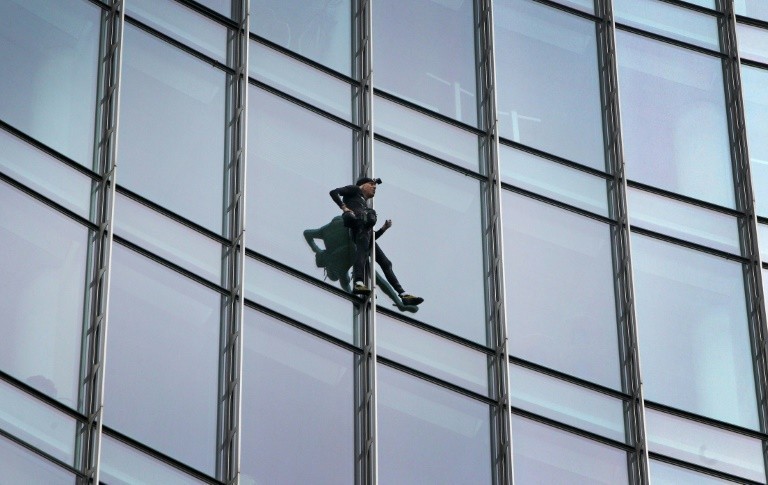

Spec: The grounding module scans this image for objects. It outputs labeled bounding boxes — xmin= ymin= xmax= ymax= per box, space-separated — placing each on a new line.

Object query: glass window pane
xmin=250 ymin=0 xmax=352 ymax=76
xmin=375 ymin=143 xmax=486 ymax=343
xmin=614 ymin=0 xmax=720 ymax=51
xmin=737 ymin=23 xmax=768 ymax=64
xmin=548 ymin=0 xmax=594 ymax=14
xmin=512 ymin=414 xmax=628 ymax=484
xmin=373 ymin=0 xmax=477 ymax=126
xmin=650 ymin=459 xmax=738 ymax=484
xmin=106 ymin=244 xmax=221 ymax=474
xmin=250 ymin=41 xmax=354 ymax=121
xmin=509 ymin=364 xmax=625 ymax=442
xmin=627 ymin=187 xmax=740 ymax=254
xmin=0 ymin=128 xmax=91 ymax=218
xmin=378 ymin=313 xmax=489 ymax=396
xmin=113 ymin=192 xmax=223 ymax=284
xmin=759 ymin=224 xmax=768 ymax=262
xmin=0 ymin=0 xmax=100 ymax=167
xmin=0 ymin=434 xmax=75 ymax=485
xmin=503 ymin=191 xmax=620 ymax=389
xmin=646 ymin=408 xmax=765 ymax=482
xmin=500 ymin=144 xmax=609 ymax=217
xmin=495 ymin=0 xmax=605 ymax=170
xmin=632 ymin=234 xmax=759 ymax=429
xmin=247 ymin=86 xmax=353 ymax=277
xmin=242 ymin=308 xmax=354 ymax=484
xmin=736 ymin=0 xmax=768 ymax=22
xmin=0 ymin=379 xmax=77 ymax=465
xmin=743 ymin=65 xmax=768 ymax=217
xmin=100 ymin=434 xmax=210 ymax=485
xmin=195 ymin=0 xmax=231 ymax=17
xmin=617 ymin=31 xmax=734 ymax=208
xmin=126 ymin=0 xmax=228 ymax=63
xmin=378 ymin=365 xmax=492 ymax=484
xmin=684 ymin=0 xmax=716 ymax=8
xmin=118 ymin=24 xmax=227 ymax=233
xmin=0 ymin=182 xmax=87 ymax=408
xmin=374 ymin=95 xmax=480 ymax=172
xmin=245 ymin=257 xmax=355 ymax=344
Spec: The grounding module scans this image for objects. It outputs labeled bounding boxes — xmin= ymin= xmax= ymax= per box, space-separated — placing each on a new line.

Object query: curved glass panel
xmin=509 ymin=364 xmax=625 ymax=442
xmin=614 ymin=0 xmax=720 ymax=51
xmin=246 ymin=86 xmax=353 ymax=279
xmin=378 ymin=365 xmax=492 ymax=484
xmin=0 ymin=433 xmax=74 ymax=485
xmin=737 ymin=23 xmax=768 ymax=65
xmin=742 ymin=66 xmax=768 ymax=216
xmin=106 ymin=244 xmax=220 ymax=474
xmin=374 ymin=143 xmax=486 ymax=343
xmin=650 ymin=459 xmax=736 ymax=484
xmin=503 ymin=191 xmax=620 ymax=389
xmin=616 ymin=31 xmax=734 ymax=208
xmin=0 ymin=0 xmax=99 ymax=168
xmin=645 ymin=408 xmax=765 ymax=482
xmin=0 ymin=182 xmax=87 ymax=408
xmin=736 ymin=1 xmax=768 ymax=22
xmin=495 ymin=0 xmax=604 ymax=170
xmin=632 ymin=234 xmax=758 ymax=429
xmin=500 ymin=144 xmax=609 ymax=217
xmin=512 ymin=415 xmax=628 ymax=483
xmin=242 ymin=308 xmax=354 ymax=484
xmin=250 ymin=0 xmax=352 ymax=76
xmin=373 ymin=0 xmax=477 ymax=126
xmin=118 ymin=24 xmax=227 ymax=233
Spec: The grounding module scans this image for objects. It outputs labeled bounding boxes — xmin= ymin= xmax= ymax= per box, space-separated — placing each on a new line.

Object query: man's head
xmin=356 ymin=177 xmax=382 ymax=199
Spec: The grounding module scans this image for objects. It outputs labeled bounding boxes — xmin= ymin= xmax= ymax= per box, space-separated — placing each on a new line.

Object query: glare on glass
xmin=494 ymin=0 xmax=605 ymax=170
xmin=0 ymin=182 xmax=87 ymax=409
xmin=242 ymin=307 xmax=354 ymax=484
xmin=632 ymin=234 xmax=759 ymax=429
xmin=0 ymin=0 xmax=100 ymax=168
xmin=616 ymin=31 xmax=734 ymax=208
xmin=503 ymin=191 xmax=621 ymax=389
xmin=373 ymin=0 xmax=478 ymax=126
xmin=650 ymin=459 xmax=737 ymax=485
xmin=742 ymin=65 xmax=768 ymax=217
xmin=614 ymin=0 xmax=720 ymax=51
xmin=0 ymin=433 xmax=74 ymax=485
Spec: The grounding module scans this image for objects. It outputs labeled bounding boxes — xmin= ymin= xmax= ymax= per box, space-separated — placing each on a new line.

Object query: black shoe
xmin=353 ymin=282 xmax=372 ymax=295
xmin=400 ymin=294 xmax=423 ymax=305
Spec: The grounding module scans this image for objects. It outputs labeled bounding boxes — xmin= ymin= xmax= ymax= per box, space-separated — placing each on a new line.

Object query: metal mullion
xmin=740 ymin=58 xmax=768 ymax=71
xmin=648 ymin=452 xmax=765 ymax=485
xmin=644 ymin=400 xmax=768 ymax=441
xmin=629 ymin=226 xmax=748 ymax=263
xmin=173 ymin=0 xmax=239 ymax=28
xmin=374 ymin=134 xmax=485 ymax=180
xmin=529 ymin=0 xmax=602 ymax=21
xmin=626 ymin=179 xmax=744 ymax=217
xmin=0 ymin=427 xmax=86 ymax=481
xmin=501 ymin=182 xmax=615 ymax=224
xmin=614 ymin=22 xmax=726 ymax=58
xmin=0 ymin=370 xmax=89 ymax=423
xmin=499 ymin=137 xmax=613 ymax=179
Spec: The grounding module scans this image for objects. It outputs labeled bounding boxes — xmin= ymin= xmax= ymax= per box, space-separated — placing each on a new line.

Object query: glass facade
xmin=0 ymin=0 xmax=767 ymax=484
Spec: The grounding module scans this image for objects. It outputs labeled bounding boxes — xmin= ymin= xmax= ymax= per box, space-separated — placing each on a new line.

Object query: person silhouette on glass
xmin=329 ymin=177 xmax=423 ymax=306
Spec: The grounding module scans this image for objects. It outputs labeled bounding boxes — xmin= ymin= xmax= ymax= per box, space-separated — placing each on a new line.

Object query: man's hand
xmin=341 ymin=205 xmax=352 ymax=213
xmin=382 ymin=219 xmax=392 ymax=230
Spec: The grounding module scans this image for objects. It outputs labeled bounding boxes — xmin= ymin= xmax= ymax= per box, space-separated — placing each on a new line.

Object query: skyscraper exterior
xmin=1 ymin=0 xmax=767 ymax=483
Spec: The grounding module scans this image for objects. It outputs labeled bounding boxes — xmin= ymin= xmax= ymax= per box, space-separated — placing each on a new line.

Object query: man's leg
xmin=352 ymin=228 xmax=372 ymax=294
xmin=375 ymin=244 xmax=423 ymax=305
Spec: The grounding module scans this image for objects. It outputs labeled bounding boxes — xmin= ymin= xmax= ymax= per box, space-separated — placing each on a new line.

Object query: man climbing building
xmin=329 ymin=177 xmax=423 ymax=306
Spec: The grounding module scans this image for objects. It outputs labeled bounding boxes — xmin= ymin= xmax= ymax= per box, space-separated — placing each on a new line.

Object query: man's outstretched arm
xmin=375 ymin=219 xmax=392 ymax=239
xmin=329 ymin=186 xmax=355 ymax=213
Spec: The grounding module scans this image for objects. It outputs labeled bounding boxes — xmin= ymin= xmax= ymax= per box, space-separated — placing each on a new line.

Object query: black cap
xmin=356 ymin=177 xmax=382 ymax=186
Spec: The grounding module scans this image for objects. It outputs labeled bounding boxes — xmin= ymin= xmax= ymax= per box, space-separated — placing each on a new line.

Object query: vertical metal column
xmin=477 ymin=1 xmax=514 ymax=484
xmin=595 ymin=1 xmax=649 ymax=483
xmin=354 ymin=0 xmax=378 ymax=483
xmin=218 ymin=0 xmax=249 ymax=482
xmin=78 ymin=1 xmax=124 ymax=482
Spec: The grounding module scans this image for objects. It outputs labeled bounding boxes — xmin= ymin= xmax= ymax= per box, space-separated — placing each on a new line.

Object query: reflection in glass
xmin=616 ymin=31 xmax=734 ymax=208
xmin=614 ymin=0 xmax=719 ymax=51
xmin=0 ymin=0 xmax=99 ymax=167
xmin=627 ymin=187 xmax=740 ymax=254
xmin=503 ymin=191 xmax=620 ymax=389
xmin=512 ymin=415 xmax=628 ymax=483
xmin=118 ymin=24 xmax=226 ymax=233
xmin=378 ymin=365 xmax=492 ymax=484
xmin=650 ymin=459 xmax=737 ymax=484
xmin=0 ymin=379 xmax=77 ymax=465
xmin=645 ymin=408 xmax=765 ymax=482
xmin=0 ymin=433 xmax=74 ymax=485
xmin=245 ymin=257 xmax=355 ymax=344
xmin=242 ymin=308 xmax=353 ymax=484
xmin=495 ymin=0 xmax=604 ymax=170
xmin=251 ymin=0 xmax=351 ymax=76
xmin=509 ymin=364 xmax=625 ymax=442
xmin=742 ymin=65 xmax=768 ymax=217
xmin=375 ymin=143 xmax=486 ymax=343
xmin=499 ymin=144 xmax=608 ymax=217
xmin=106 ymin=244 xmax=220 ymax=474
xmin=113 ymin=192 xmax=223 ymax=284
xmin=374 ymin=95 xmax=479 ymax=172
xmin=736 ymin=0 xmax=768 ymax=22
xmin=250 ymin=41 xmax=354 ymax=121
xmin=100 ymin=433 xmax=211 ymax=485
xmin=373 ymin=0 xmax=477 ymax=126
xmin=378 ymin=313 xmax=489 ymax=396
xmin=0 ymin=182 xmax=87 ymax=408
xmin=126 ymin=0 xmax=228 ymax=63
xmin=0 ymin=129 xmax=91 ymax=218
xmin=632 ymin=234 xmax=758 ymax=428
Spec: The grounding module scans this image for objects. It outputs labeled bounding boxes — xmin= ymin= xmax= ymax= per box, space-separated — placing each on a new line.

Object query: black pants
xmin=351 ymin=227 xmax=404 ymax=294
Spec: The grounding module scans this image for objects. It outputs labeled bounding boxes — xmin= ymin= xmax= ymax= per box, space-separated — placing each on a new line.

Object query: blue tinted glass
xmin=737 ymin=23 xmax=768 ymax=64
xmin=614 ymin=0 xmax=720 ymax=51
xmin=650 ymin=460 xmax=738 ymax=484
xmin=742 ymin=66 xmax=768 ymax=214
xmin=0 ymin=433 xmax=74 ymax=484
xmin=548 ymin=0 xmax=594 ymax=14
xmin=736 ymin=0 xmax=768 ymax=22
